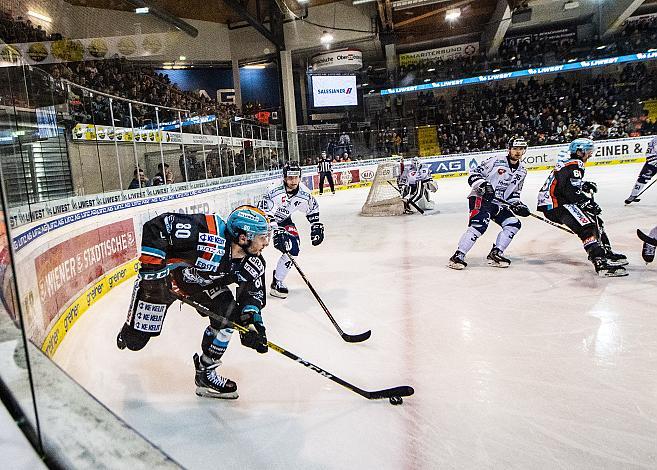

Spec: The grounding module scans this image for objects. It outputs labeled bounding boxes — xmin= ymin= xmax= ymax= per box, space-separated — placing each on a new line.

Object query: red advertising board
xmin=312 ymin=169 xmax=361 ymax=189
xmin=35 ymin=219 xmax=137 ymax=324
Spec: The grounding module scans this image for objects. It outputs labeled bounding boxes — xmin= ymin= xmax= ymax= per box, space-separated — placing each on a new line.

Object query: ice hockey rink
xmin=53 ymin=162 xmax=657 ymax=469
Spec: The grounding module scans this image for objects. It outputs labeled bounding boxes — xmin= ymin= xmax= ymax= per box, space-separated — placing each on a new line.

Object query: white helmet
xmin=411 ymin=156 xmax=420 ymax=168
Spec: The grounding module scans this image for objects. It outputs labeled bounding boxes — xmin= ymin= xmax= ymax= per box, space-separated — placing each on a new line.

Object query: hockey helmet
xmin=568 ymin=138 xmax=595 ymax=155
xmin=508 ymin=137 xmax=528 ymax=149
xmin=411 ymin=156 xmax=421 ymax=168
xmin=282 ymin=162 xmax=302 ymax=178
xmin=226 ymin=205 xmax=270 ymax=241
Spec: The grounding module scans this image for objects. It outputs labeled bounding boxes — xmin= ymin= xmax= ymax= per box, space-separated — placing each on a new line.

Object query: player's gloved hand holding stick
xmin=238 ymin=307 xmax=268 ymax=354
xmin=172 ymin=291 xmax=413 ymax=403
xmin=493 ymin=197 xmax=575 ymax=234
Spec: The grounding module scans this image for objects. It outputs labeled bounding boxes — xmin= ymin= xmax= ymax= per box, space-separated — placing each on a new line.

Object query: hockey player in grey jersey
xmin=448 ymin=138 xmax=531 ymax=269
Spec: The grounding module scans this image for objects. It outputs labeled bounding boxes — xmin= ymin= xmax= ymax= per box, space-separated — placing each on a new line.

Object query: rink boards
xmin=8 ymin=134 xmax=653 ymax=357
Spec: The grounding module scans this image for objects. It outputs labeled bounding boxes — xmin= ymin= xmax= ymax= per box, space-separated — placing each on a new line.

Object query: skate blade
xmin=611 ymin=260 xmax=629 ymax=267
xmin=597 ymin=269 xmax=629 ymax=278
xmin=487 ymin=259 xmax=510 ymax=268
xmin=447 ymin=261 xmax=466 ymax=270
xmin=195 ymin=387 xmax=239 ymax=399
xmin=270 ymin=289 xmax=288 ymax=299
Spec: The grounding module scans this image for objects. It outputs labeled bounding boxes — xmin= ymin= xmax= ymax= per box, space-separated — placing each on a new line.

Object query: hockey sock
xmin=630 ymin=182 xmax=645 ymax=198
xmin=457 ymin=227 xmax=483 ymax=254
xmin=275 ymin=254 xmax=293 ymax=281
xmin=201 ymin=326 xmax=232 ymax=363
xmin=494 ymin=226 xmax=519 ymax=252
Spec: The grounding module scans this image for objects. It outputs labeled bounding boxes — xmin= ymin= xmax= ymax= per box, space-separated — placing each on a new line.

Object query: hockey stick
xmin=172 ymin=292 xmax=413 ymax=401
xmin=385 ymin=180 xmax=425 ymax=214
xmin=637 ymin=229 xmax=657 ymax=246
xmin=286 ymin=255 xmax=371 ymax=343
xmin=493 ymin=197 xmax=575 ymax=234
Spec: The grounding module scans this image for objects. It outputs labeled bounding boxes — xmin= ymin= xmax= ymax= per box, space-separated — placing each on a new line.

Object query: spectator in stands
xmin=128 ymin=167 xmax=150 ymax=189
xmin=152 ymin=163 xmax=173 ymax=186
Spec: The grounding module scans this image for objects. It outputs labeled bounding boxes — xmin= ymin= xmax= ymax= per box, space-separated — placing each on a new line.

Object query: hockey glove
xmin=479 ymin=182 xmax=495 ymax=202
xmin=581 ymin=181 xmax=598 ymax=194
xmin=510 ymin=201 xmax=531 ymax=218
xmin=272 ymin=228 xmax=290 ymax=253
xmin=311 ymin=222 xmax=324 ymax=246
xmin=238 ymin=309 xmax=268 ymax=353
xmin=579 ymin=199 xmax=601 ymax=216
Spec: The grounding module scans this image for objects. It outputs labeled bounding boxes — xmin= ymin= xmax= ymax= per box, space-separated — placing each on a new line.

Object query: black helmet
xmin=283 ymin=162 xmax=302 ymax=178
xmin=508 ymin=137 xmax=528 ymax=149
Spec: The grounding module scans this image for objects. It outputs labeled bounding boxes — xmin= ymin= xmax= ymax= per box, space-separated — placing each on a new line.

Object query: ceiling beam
xmin=222 ymin=0 xmax=285 ymax=49
xmin=599 ymin=0 xmax=644 ymax=38
xmin=394 ymin=0 xmax=473 ymax=28
xmin=479 ymin=0 xmax=511 ymax=57
xmin=125 ymin=0 xmax=199 ymax=37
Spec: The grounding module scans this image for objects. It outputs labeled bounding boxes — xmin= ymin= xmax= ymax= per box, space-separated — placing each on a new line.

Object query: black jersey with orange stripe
xmin=537 ymin=157 xmax=589 ymax=210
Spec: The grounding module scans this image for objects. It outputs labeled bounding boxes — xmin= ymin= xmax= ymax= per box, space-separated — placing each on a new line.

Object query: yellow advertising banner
xmin=417 ymin=126 xmax=441 ymax=157
xmin=643 ymin=99 xmax=657 ymax=122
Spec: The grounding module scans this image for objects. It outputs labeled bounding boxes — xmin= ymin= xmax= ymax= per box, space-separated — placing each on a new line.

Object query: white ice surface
xmin=54 ymin=163 xmax=657 ymax=469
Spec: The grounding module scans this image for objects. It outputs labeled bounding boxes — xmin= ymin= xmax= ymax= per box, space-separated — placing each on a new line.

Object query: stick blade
xmin=342 ymin=330 xmax=372 ymax=343
xmin=368 ymin=386 xmax=415 ymax=400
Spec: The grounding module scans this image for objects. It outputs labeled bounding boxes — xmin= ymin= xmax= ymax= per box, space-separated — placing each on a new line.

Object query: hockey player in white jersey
xmin=448 ymin=137 xmax=531 ymax=269
xmin=625 ymin=135 xmax=657 ymax=204
xmin=398 ymin=157 xmax=437 ymax=214
xmin=258 ymin=162 xmax=324 ymax=298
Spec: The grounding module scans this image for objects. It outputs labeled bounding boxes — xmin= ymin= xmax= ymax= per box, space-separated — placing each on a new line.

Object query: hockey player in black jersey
xmin=537 ymin=138 xmax=628 ymax=277
xmin=116 ymin=206 xmax=272 ymax=399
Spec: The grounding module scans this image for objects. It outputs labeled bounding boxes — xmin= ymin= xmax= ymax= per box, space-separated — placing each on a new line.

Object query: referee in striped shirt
xmin=318 ymin=151 xmax=335 ymax=195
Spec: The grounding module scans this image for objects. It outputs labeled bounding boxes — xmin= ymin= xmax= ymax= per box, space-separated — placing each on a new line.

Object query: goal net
xmin=360 ymin=161 xmax=405 ymax=216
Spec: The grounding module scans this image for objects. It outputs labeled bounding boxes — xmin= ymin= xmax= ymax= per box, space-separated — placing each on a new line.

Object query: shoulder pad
xmin=241 ymin=255 xmax=266 ymax=280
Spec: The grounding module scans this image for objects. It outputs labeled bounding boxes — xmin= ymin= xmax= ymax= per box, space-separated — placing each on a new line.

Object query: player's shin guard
xmin=271 ymin=255 xmax=292 ymax=298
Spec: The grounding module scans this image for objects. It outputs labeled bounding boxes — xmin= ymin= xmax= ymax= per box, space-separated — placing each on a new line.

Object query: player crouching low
xmin=448 ymin=137 xmax=531 ymax=269
xmin=537 ymin=138 xmax=628 ymax=277
xmin=399 ymin=157 xmax=437 ymax=214
xmin=116 ymin=206 xmax=271 ymax=399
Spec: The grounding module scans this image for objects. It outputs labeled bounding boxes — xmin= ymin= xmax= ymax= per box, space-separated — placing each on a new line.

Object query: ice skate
xmin=193 ymin=354 xmax=238 ymax=399
xmin=270 ymin=270 xmax=289 ymax=298
xmin=624 ymin=195 xmax=640 ymax=204
xmin=592 ymin=257 xmax=628 ymax=277
xmin=642 ymin=242 xmax=655 ymax=263
xmin=447 ymin=251 xmax=467 ymax=270
xmin=486 ymin=246 xmax=510 ymax=268
xmin=604 ymin=249 xmax=628 ymax=267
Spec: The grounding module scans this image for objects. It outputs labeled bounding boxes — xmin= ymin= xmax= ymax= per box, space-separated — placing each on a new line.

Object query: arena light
xmin=135 ymin=7 xmax=149 ymax=14
xmin=179 ymin=55 xmax=186 ymax=61
xmin=427 ymin=68 xmax=435 ymax=72
xmin=445 ymin=8 xmax=461 ymax=21
xmin=596 ymin=45 xmax=607 ymax=50
xmin=243 ymin=64 xmax=266 ymax=69
xmin=320 ymin=31 xmax=334 ymax=46
xmin=27 ymin=10 xmax=52 ymax=23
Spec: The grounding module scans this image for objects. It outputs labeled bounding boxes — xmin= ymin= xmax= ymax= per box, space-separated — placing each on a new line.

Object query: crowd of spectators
xmin=384 ymin=15 xmax=657 ymax=89
xmin=400 ymin=63 xmax=657 ymax=155
xmin=0 ymin=8 xmax=62 ymax=44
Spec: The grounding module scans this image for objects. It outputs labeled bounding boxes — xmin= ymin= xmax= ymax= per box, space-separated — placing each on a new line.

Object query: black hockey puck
xmin=389 ymin=396 xmax=403 ymax=405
